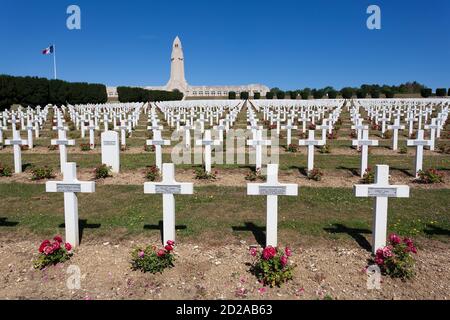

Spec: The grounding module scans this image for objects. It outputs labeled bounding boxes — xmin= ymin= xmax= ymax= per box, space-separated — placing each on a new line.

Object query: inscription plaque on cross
xmin=247 ymin=164 xmax=298 ymax=247
xmin=354 ymin=165 xmax=409 ymax=253
xmin=144 ymin=163 xmax=193 ymax=244
xmin=46 ymin=162 xmax=95 ymax=247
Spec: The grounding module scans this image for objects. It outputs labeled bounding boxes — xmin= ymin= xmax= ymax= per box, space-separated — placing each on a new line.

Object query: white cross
xmin=299 ymin=130 xmax=325 ymax=172
xmin=213 ymin=120 xmax=226 ymax=142
xmin=51 ymin=129 xmax=75 ymax=173
xmin=318 ymin=119 xmax=332 ymax=144
xmin=424 ymin=118 xmax=439 ymax=151
xmin=118 ymin=120 xmax=129 ymax=147
xmin=387 ymin=118 xmax=405 ymax=151
xmin=351 ymin=119 xmax=368 ymax=151
xmin=87 ymin=120 xmax=99 ymax=149
xmin=352 ymin=129 xmax=379 ymax=177
xmin=4 ymin=130 xmax=28 ymax=173
xmin=247 ymin=129 xmax=271 ymax=171
xmin=407 ymin=129 xmax=432 ymax=177
xmin=144 ymin=163 xmax=193 ymax=244
xmin=354 ymin=165 xmax=409 ymax=254
xmin=0 ymin=123 xmax=6 ymax=147
xmin=46 ymin=162 xmax=95 ymax=247
xmin=25 ymin=118 xmax=34 ymax=149
xmin=181 ymin=124 xmax=192 ymax=149
xmin=405 ymin=112 xmax=417 ymax=137
xmin=196 ymin=129 xmax=220 ymax=173
xmin=247 ymin=164 xmax=298 ymax=247
xmin=281 ymin=119 xmax=298 ymax=146
xmin=147 ymin=129 xmax=170 ymax=170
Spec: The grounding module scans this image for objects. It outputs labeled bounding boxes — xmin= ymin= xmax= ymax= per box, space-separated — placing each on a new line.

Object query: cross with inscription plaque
xmin=247 ymin=164 xmax=298 ymax=247
xmin=354 ymin=165 xmax=409 ymax=253
xmin=46 ymin=162 xmax=95 ymax=247
xmin=352 ymin=129 xmax=379 ymax=178
xmin=51 ymin=129 xmax=75 ymax=173
xmin=144 ymin=163 xmax=193 ymax=244
xmin=299 ymin=130 xmax=325 ymax=172
xmin=4 ymin=130 xmax=27 ymax=173
xmin=406 ymin=129 xmax=432 ymax=178
xmin=147 ymin=129 xmax=170 ymax=170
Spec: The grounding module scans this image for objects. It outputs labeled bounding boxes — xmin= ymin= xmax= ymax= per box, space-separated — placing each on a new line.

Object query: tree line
xmin=0 ymin=74 xmax=107 ymax=110
xmin=228 ymin=82 xmax=450 ymax=99
xmin=117 ymin=86 xmax=183 ymax=102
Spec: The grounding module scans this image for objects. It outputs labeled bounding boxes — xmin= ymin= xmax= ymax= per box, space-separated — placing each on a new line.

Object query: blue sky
xmin=1 ymin=0 xmax=449 ymax=90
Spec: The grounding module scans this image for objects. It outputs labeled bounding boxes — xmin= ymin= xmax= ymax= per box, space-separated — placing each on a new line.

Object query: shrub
xmin=131 ymin=240 xmax=175 ymax=274
xmin=276 ymin=91 xmax=285 ymax=99
xmin=326 ymin=131 xmax=337 ymax=140
xmin=266 ymin=92 xmax=274 ymax=99
xmin=356 ymin=89 xmax=367 ymax=99
xmin=448 ymin=88 xmax=450 ymax=96
xmin=228 ymin=91 xmax=236 ymax=100
xmin=286 ymin=144 xmax=299 ymax=153
xmin=253 ymin=92 xmax=261 ymax=99
xmin=420 ymin=88 xmax=432 ymax=98
xmin=194 ymin=167 xmax=217 ymax=180
xmin=383 ymin=130 xmax=392 ymax=139
xmin=327 ymin=90 xmax=338 ymax=99
xmin=145 ymin=165 xmax=160 ymax=181
xmin=319 ymin=144 xmax=331 ymax=154
xmin=240 ymin=91 xmax=249 ymax=100
xmin=20 ymin=145 xmax=29 ymax=151
xmin=94 ymin=164 xmax=112 ymax=179
xmin=350 ymin=130 xmax=358 ymax=139
xmin=300 ymin=90 xmax=310 ymax=100
xmin=340 ymin=87 xmax=354 ymax=99
xmin=80 ymin=143 xmax=91 ymax=151
xmin=289 ymin=91 xmax=298 ymax=99
xmin=384 ymin=90 xmax=395 ymax=98
xmin=415 ymin=169 xmax=444 ymax=184
xmin=120 ymin=145 xmax=128 ymax=152
xmin=31 ymin=166 xmax=55 ymax=180
xmin=373 ymin=234 xmax=417 ymax=280
xmin=249 ymin=246 xmax=295 ymax=287
xmin=245 ymin=169 xmax=266 ymax=182
xmin=308 ymin=123 xmax=316 ymax=130
xmin=144 ymin=145 xmax=155 ymax=152
xmin=312 ymin=89 xmax=324 ymax=99
xmin=371 ymin=90 xmax=381 ymax=99
xmin=298 ymin=131 xmax=306 ymax=139
xmin=307 ymin=168 xmax=323 ymax=181
xmin=435 ymin=88 xmax=447 ymax=97
xmin=0 ymin=163 xmax=13 ymax=177
xmin=34 ymin=235 xmax=73 ymax=270
xmin=48 ymin=145 xmax=58 ymax=151
xmin=361 ymin=167 xmax=375 ymax=184
xmin=398 ymin=146 xmax=408 ymax=154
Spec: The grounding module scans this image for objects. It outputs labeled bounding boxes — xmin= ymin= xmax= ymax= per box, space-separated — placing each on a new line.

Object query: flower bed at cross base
xmin=249 ymin=246 xmax=296 ymax=287
xmin=373 ymin=234 xmax=417 ymax=280
xmin=34 ymin=235 xmax=73 ymax=270
xmin=131 ymin=240 xmax=175 ymax=274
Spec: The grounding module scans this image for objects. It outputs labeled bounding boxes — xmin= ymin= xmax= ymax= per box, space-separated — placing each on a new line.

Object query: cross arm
xmin=353 ymin=184 xmax=409 ymax=198
xmin=46 ymin=180 xmax=95 ymax=193
xmin=144 ymin=182 xmax=193 ymax=195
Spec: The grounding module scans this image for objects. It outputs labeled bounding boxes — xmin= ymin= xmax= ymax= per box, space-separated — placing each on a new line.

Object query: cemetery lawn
xmin=1 ymin=183 xmax=448 ymax=244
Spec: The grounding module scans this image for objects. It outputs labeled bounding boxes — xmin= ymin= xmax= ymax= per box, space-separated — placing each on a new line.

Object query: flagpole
xmin=53 ymin=44 xmax=57 ymax=79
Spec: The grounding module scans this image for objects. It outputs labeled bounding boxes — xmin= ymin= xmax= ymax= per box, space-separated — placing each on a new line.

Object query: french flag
xmin=42 ymin=45 xmax=54 ymax=55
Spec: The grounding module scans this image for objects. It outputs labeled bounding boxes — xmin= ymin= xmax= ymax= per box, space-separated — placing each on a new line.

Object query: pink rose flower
xmin=280 ymin=255 xmax=288 ymax=267
xmin=285 ymin=247 xmax=292 ymax=257
xmin=138 ymin=251 xmax=145 ymax=258
xmin=249 ymin=248 xmax=257 ymax=257
xmin=382 ymin=246 xmax=393 ymax=258
xmin=43 ymin=246 xmax=54 ymax=255
xmin=389 ymin=234 xmax=401 ymax=245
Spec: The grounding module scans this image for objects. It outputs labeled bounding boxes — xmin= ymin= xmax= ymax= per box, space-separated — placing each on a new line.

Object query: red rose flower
xmin=53 ymin=235 xmax=63 ymax=243
xmin=167 ymin=240 xmax=175 ymax=246
xmin=39 ymin=240 xmax=50 ymax=253
xmin=164 ymin=245 xmax=173 ymax=252
xmin=43 ymin=246 xmax=54 ymax=255
xmin=65 ymin=243 xmax=72 ymax=251
xmin=262 ymin=246 xmax=276 ymax=260
xmin=157 ymin=249 xmax=166 ymax=257
xmin=285 ymin=247 xmax=292 ymax=257
xmin=280 ymin=255 xmax=288 ymax=267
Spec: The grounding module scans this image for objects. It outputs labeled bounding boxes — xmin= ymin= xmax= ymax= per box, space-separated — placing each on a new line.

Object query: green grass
xmin=0 ymin=184 xmax=448 ymax=245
